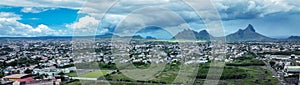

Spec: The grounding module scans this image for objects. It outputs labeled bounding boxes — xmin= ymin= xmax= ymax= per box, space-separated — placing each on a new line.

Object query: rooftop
xmin=4 ymin=74 xmax=29 ymax=79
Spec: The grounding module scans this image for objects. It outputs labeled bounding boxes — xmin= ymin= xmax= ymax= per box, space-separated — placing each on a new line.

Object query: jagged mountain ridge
xmin=1 ymin=24 xmax=299 ymax=42
xmin=172 ymin=29 xmax=212 ymax=40
xmin=225 ymin=24 xmax=273 ymax=42
xmin=172 ymin=24 xmax=274 ymax=42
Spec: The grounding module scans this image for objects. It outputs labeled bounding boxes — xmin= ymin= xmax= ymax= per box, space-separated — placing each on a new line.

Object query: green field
xmin=75 ymin=61 xmax=118 ymax=70
xmin=195 ymin=53 xmax=279 ymax=85
xmin=65 ymin=72 xmax=78 ymax=77
xmin=65 ymin=80 xmax=139 ymax=85
xmin=67 ymin=63 xmax=278 ymax=85
xmin=78 ymin=70 xmax=111 ymax=78
xmin=67 ymin=52 xmax=278 ymax=85
xmin=105 ymin=63 xmax=182 ymax=84
xmin=195 ymin=64 xmax=279 ymax=85
xmin=65 ymin=70 xmax=112 ymax=78
xmin=79 ymin=70 xmax=110 ymax=78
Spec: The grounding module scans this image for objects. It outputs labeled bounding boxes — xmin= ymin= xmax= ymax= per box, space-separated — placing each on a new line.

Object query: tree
xmin=24 ymin=69 xmax=33 ymax=74
xmin=269 ymin=61 xmax=276 ymax=67
xmin=0 ymin=69 xmax=4 ymax=78
xmin=58 ymin=72 xmax=64 ymax=75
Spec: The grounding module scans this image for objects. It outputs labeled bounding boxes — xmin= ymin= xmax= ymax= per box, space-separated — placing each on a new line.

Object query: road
xmin=262 ymin=60 xmax=286 ymax=85
xmin=253 ymin=52 xmax=286 ymax=85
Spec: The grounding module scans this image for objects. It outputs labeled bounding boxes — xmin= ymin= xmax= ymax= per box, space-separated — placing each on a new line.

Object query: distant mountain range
xmin=287 ymin=36 xmax=300 ymax=41
xmin=1 ymin=24 xmax=300 ymax=42
xmin=0 ymin=33 xmax=145 ymax=40
xmin=173 ymin=24 xmax=300 ymax=42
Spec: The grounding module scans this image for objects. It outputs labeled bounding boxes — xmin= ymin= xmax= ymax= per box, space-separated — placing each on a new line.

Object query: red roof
xmin=5 ymin=74 xmax=29 ymax=79
xmin=17 ymin=77 xmax=35 ymax=83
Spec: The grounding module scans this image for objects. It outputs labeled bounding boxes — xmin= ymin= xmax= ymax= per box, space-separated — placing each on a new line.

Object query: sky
xmin=0 ymin=0 xmax=300 ymax=39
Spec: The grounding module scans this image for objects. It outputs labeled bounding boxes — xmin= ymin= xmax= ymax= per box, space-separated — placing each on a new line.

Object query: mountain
xmin=2 ymin=24 xmax=300 ymax=42
xmin=145 ymin=36 xmax=156 ymax=39
xmin=197 ymin=30 xmax=212 ymax=40
xmin=226 ymin=24 xmax=273 ymax=42
xmin=0 ymin=33 xmax=121 ymax=40
xmin=287 ymin=36 xmax=300 ymax=41
xmin=131 ymin=35 xmax=144 ymax=39
xmin=95 ymin=33 xmax=120 ymax=38
xmin=0 ymin=33 xmax=149 ymax=40
xmin=172 ymin=24 xmax=275 ymax=42
xmin=173 ymin=29 xmax=212 ymax=40
xmin=122 ymin=35 xmax=144 ymax=39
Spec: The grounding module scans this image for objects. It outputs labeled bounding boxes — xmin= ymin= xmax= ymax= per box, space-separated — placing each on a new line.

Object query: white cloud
xmin=29 ymin=18 xmax=40 ymax=20
xmin=97 ymin=28 xmax=109 ymax=34
xmin=214 ymin=0 xmax=299 ymax=19
xmin=32 ymin=24 xmax=53 ymax=33
xmin=66 ymin=15 xmax=106 ymax=35
xmin=0 ymin=12 xmax=21 ymax=21
xmin=0 ymin=0 xmax=85 ymax=9
xmin=66 ymin=16 xmax=98 ymax=29
xmin=21 ymin=7 xmax=55 ymax=13
xmin=0 ymin=0 xmax=299 ymax=19
xmin=0 ymin=12 xmax=61 ymax=37
xmin=113 ymin=7 xmax=189 ymax=36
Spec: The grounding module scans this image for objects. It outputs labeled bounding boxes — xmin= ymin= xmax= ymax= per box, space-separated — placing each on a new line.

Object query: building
xmin=284 ymin=66 xmax=300 ymax=76
xmin=4 ymin=74 xmax=31 ymax=81
xmin=3 ymin=74 xmax=35 ymax=85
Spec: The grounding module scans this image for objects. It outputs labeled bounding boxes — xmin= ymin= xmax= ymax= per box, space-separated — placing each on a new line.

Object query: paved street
xmin=254 ymin=52 xmax=286 ymax=85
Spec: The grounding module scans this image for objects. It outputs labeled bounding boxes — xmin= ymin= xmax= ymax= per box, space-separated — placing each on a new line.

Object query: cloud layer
xmin=0 ymin=12 xmax=61 ymax=36
xmin=0 ymin=0 xmax=300 ymax=37
xmin=215 ymin=0 xmax=300 ymax=20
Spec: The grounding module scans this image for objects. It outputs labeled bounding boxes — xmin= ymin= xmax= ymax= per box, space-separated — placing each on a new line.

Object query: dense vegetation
xmin=226 ymin=52 xmax=265 ymax=66
xmin=104 ymin=61 xmax=181 ymax=84
xmin=67 ymin=52 xmax=279 ymax=85
xmin=260 ymin=51 xmax=300 ymax=55
xmin=75 ymin=61 xmax=117 ymax=70
xmin=196 ymin=63 xmax=247 ymax=80
xmin=226 ymin=57 xmax=265 ymax=66
xmin=194 ymin=52 xmax=278 ymax=85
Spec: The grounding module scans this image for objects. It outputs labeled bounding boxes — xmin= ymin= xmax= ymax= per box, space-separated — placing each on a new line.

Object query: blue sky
xmin=0 ymin=0 xmax=300 ymax=38
xmin=0 ymin=6 xmax=78 ymax=29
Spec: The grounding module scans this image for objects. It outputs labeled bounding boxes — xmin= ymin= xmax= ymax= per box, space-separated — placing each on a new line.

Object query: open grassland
xmin=79 ymin=70 xmax=110 ymax=78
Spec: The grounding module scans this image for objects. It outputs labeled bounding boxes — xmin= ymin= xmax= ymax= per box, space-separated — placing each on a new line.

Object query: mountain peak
xmin=173 ymin=29 xmax=211 ymax=40
xmin=238 ymin=29 xmax=243 ymax=32
xmin=183 ymin=28 xmax=192 ymax=31
xmin=226 ymin=24 xmax=273 ymax=42
xmin=288 ymin=36 xmax=300 ymax=39
xmin=244 ymin=24 xmax=255 ymax=32
xmin=199 ymin=30 xmax=208 ymax=34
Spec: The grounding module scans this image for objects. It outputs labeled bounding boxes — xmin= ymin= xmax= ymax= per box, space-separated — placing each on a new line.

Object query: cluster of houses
xmin=0 ymin=40 xmax=77 ymax=85
xmin=2 ymin=39 xmax=300 ymax=84
xmin=1 ymin=66 xmax=76 ymax=85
